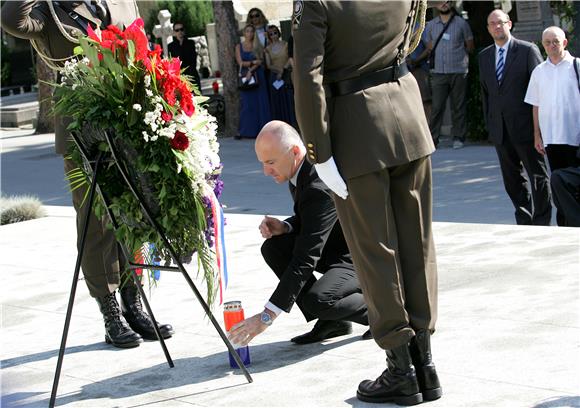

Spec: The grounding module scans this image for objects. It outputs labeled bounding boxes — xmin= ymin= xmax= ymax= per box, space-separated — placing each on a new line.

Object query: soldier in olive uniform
xmin=1 ymin=0 xmax=174 ymax=348
xmin=292 ymin=1 xmax=440 ymax=405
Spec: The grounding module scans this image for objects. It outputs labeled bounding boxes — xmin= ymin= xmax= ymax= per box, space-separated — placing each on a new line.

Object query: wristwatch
xmin=260 ymin=311 xmax=273 ymax=326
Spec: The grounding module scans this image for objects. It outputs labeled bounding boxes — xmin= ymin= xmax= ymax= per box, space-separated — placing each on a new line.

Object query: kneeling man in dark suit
xmin=229 ymin=121 xmax=370 ymax=345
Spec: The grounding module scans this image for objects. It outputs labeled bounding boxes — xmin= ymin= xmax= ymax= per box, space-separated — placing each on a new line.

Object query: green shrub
xmin=0 ymin=195 xmax=46 ymax=225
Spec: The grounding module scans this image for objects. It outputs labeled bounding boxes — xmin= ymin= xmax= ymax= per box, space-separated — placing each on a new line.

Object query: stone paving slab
xmin=1 ymin=212 xmax=579 ymax=407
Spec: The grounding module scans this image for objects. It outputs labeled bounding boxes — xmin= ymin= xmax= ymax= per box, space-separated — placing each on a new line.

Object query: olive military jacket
xmin=1 ymin=0 xmax=140 ymax=154
xmin=292 ymin=0 xmax=434 ymax=180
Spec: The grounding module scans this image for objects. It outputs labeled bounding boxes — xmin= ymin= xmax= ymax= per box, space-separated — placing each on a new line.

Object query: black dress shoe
xmin=96 ymin=293 xmax=143 ymax=348
xmin=290 ymin=320 xmax=352 ymax=344
xmin=120 ymin=284 xmax=175 ymax=341
xmin=357 ymin=343 xmax=423 ymax=406
xmin=362 ymin=329 xmax=373 ymax=340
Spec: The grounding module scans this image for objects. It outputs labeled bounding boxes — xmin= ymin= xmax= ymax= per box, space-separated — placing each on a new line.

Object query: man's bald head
xmin=488 ymin=9 xmax=509 ymax=21
xmin=542 ymin=26 xmax=566 ymax=41
xmin=256 ymin=120 xmax=304 ymax=152
xmin=542 ymin=26 xmax=568 ymax=63
xmin=255 ymin=121 xmax=305 ymax=183
xmin=486 ymin=9 xmax=512 ymax=44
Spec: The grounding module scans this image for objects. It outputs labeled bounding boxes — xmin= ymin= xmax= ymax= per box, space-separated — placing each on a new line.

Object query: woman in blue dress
xmin=235 ymin=25 xmax=271 ymax=138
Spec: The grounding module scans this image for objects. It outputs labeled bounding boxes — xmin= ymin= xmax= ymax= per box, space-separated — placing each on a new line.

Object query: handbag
xmin=426 ymin=14 xmax=455 ymax=71
xmin=238 ymin=66 xmax=259 ymax=90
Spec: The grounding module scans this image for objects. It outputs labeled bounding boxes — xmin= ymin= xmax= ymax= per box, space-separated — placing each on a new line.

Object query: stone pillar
xmin=511 ymin=1 xmax=554 ymax=43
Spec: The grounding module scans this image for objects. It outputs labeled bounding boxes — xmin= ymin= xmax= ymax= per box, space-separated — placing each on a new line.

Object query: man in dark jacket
xmin=228 ymin=121 xmax=370 ymax=345
xmin=478 ymin=9 xmax=551 ymax=225
xmin=168 ymin=21 xmax=201 ymax=93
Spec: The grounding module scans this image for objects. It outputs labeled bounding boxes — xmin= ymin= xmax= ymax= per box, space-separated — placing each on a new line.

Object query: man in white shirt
xmin=228 ymin=121 xmax=370 ymax=346
xmin=525 ymin=26 xmax=580 ymax=225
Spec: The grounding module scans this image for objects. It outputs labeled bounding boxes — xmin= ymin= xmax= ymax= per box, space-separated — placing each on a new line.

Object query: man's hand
xmin=228 ymin=312 xmax=271 ymax=346
xmin=534 ymin=131 xmax=545 ymax=155
xmin=314 ymin=157 xmax=348 ymax=200
xmin=259 ymin=215 xmax=287 ymax=239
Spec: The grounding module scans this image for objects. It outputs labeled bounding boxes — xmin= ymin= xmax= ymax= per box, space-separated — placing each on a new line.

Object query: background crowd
xmin=235 ymin=8 xmax=297 ymax=139
xmin=232 ymin=2 xmax=579 ymax=228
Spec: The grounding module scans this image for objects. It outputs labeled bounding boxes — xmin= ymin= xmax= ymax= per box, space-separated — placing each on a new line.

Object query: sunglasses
xmin=250 ymin=13 xmax=260 ymax=18
xmin=174 ymin=28 xmax=184 ymax=32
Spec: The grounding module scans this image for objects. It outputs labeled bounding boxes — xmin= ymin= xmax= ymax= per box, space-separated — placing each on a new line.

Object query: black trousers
xmin=494 ymin=135 xmax=551 ymax=225
xmin=261 ymin=234 xmax=368 ymax=325
xmin=546 ymin=144 xmax=580 ymax=226
xmin=551 ymin=167 xmax=580 ymax=227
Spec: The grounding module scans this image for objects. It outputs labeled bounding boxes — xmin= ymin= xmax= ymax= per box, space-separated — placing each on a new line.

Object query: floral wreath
xmin=54 ymin=19 xmax=224 ymax=306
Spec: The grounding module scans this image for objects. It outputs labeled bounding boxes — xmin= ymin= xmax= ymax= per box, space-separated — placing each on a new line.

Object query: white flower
xmin=132 ymin=104 xmax=142 ymax=112
xmin=146 ymin=89 xmax=153 ymax=97
xmin=176 ymin=163 xmax=182 ymax=174
xmin=144 ymin=75 xmax=151 ymax=87
xmin=142 ymin=131 xmax=149 ymax=142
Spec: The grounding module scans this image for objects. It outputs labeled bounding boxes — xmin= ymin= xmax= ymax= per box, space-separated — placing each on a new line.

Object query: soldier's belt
xmin=324 ymin=63 xmax=409 ymax=98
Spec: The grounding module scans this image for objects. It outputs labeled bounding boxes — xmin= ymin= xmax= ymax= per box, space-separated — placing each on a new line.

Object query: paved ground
xmin=1 ymin=128 xmax=579 ymax=407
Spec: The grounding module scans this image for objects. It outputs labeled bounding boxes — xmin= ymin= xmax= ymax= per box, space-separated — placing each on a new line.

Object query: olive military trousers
xmin=334 ymin=156 xmax=438 ymax=350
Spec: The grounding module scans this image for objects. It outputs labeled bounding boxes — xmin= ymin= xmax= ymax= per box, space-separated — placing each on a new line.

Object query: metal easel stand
xmin=49 ymin=131 xmax=252 ymax=408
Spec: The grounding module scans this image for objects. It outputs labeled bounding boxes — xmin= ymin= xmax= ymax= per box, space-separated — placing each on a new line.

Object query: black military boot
xmin=357 ymin=342 xmax=423 ymax=406
xmin=410 ymin=329 xmax=442 ymax=401
xmin=95 ymin=293 xmax=143 ymax=348
xmin=120 ymin=281 xmax=175 ymax=341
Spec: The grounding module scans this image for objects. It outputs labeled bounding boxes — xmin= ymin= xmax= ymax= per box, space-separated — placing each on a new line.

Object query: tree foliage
xmin=145 ymin=1 xmax=214 ymax=37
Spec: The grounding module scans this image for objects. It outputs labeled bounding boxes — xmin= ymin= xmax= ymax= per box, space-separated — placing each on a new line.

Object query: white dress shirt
xmin=525 ymin=51 xmax=580 ymax=146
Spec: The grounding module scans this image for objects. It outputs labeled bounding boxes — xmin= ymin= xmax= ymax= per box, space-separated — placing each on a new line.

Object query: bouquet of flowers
xmin=53 ymin=19 xmax=224 ymax=306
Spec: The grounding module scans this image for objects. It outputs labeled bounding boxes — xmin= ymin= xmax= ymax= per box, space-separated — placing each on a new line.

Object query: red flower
xmin=178 ymin=82 xmax=195 ymax=117
xmin=124 ymin=18 xmax=148 ymax=63
xmin=161 ymin=110 xmax=173 ymax=122
xmin=170 ymin=131 xmax=189 ymax=151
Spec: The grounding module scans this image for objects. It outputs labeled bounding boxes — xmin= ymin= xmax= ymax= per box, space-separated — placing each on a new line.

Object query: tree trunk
xmin=35 ymin=54 xmax=55 ymax=134
xmin=212 ymin=1 xmax=239 ymax=138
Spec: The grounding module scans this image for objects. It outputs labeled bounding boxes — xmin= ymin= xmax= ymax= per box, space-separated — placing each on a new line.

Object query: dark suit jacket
xmin=478 ymin=37 xmax=543 ymax=145
xmin=269 ymin=160 xmax=353 ymax=312
xmin=1 ymin=0 xmax=140 ymax=154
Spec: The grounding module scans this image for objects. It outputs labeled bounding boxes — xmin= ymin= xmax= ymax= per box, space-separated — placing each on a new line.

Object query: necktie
xmin=496 ymin=48 xmax=505 ymax=83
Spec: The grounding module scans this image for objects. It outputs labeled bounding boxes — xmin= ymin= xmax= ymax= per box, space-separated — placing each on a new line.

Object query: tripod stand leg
xmin=49 ymin=153 xmax=103 ymax=408
xmin=130 ymin=270 xmax=174 ymax=367
xmin=177 ymin=267 xmax=254 ymax=383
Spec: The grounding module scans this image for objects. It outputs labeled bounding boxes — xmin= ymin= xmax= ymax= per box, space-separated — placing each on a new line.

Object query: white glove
xmin=314 ymin=157 xmax=348 ymax=200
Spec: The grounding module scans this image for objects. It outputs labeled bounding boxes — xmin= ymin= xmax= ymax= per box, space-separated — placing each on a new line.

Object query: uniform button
xmin=309 ymin=154 xmax=316 ymax=160
xmin=307 ymin=143 xmax=314 ymax=148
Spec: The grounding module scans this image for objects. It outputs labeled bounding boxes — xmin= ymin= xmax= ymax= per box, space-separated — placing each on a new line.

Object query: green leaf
xmin=127 ymin=40 xmax=136 ymax=65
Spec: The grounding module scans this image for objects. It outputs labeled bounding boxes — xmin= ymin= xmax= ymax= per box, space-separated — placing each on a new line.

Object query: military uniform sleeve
xmin=292 ymin=0 xmax=330 ymax=164
xmin=1 ymin=0 xmax=48 ymax=40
